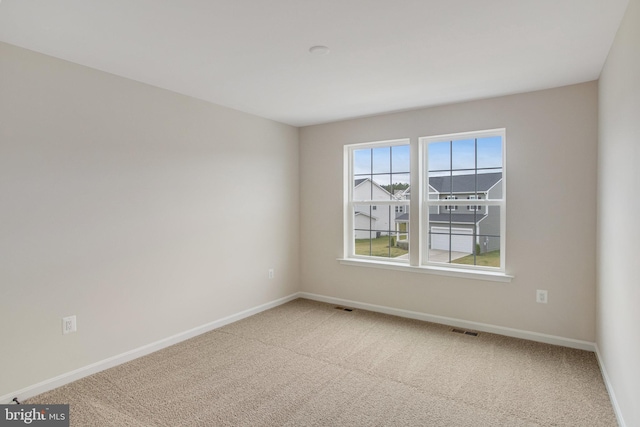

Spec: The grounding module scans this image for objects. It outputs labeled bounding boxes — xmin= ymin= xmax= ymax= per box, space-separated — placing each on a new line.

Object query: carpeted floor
xmin=27 ymin=298 xmax=617 ymax=426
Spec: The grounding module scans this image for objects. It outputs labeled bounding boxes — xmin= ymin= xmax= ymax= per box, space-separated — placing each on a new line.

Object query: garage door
xmin=431 ymin=227 xmax=473 ymax=253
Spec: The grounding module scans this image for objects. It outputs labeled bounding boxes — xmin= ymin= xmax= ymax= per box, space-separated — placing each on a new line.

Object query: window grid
xmin=348 ymin=141 xmax=411 ymax=261
xmin=423 ymin=130 xmax=505 ymax=272
xmin=345 ymin=130 xmax=505 ymax=274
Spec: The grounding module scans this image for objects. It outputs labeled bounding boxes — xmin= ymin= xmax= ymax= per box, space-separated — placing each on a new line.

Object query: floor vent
xmin=452 ymin=328 xmax=479 ymax=337
xmin=335 ymin=306 xmax=354 ymax=312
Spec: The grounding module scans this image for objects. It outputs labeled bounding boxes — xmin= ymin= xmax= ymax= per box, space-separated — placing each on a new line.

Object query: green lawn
xmin=452 ymin=250 xmax=500 ymax=267
xmin=355 ymin=236 xmax=408 ymax=258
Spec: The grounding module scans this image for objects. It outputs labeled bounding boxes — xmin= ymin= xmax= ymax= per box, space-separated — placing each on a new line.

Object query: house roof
xmin=429 ymin=172 xmax=502 ymax=193
xmin=354 ymin=211 xmax=377 ymax=220
xmin=391 ymin=173 xmax=500 ymax=200
xmin=353 ymin=177 xmax=396 ymax=198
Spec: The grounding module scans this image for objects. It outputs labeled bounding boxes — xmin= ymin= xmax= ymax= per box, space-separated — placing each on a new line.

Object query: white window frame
xmin=344 ymin=139 xmax=411 ymax=262
xmin=342 ymin=130 xmax=510 ymax=282
xmin=421 ymin=128 xmax=506 ymax=273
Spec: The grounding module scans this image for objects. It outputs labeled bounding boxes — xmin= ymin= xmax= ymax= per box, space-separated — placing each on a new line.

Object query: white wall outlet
xmin=62 ymin=315 xmax=77 ymax=334
xmin=536 ymin=290 xmax=548 ymax=304
xmin=268 ymin=268 xmax=274 ymax=279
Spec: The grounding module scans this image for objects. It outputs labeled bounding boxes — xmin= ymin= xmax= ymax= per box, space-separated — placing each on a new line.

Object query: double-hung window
xmin=345 ymin=139 xmax=410 ymax=260
xmin=422 ymin=129 xmax=505 ymax=271
xmin=344 ymin=129 xmax=506 ymax=276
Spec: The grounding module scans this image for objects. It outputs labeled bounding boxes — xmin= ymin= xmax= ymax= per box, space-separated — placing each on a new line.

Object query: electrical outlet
xmin=62 ymin=315 xmax=77 ymax=334
xmin=536 ymin=290 xmax=548 ymax=304
xmin=268 ymin=268 xmax=274 ymax=279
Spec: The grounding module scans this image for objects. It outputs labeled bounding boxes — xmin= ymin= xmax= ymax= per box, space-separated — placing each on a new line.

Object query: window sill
xmin=337 ymin=258 xmax=513 ymax=283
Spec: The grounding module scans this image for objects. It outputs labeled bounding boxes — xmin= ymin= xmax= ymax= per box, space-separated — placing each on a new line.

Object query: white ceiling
xmin=0 ymin=0 xmax=629 ymax=127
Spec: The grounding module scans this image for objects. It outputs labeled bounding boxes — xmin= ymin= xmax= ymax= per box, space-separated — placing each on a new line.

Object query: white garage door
xmin=431 ymin=227 xmax=473 ymax=253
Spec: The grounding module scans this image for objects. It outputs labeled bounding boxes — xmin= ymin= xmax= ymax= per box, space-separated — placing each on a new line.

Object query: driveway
xmin=428 ymin=249 xmax=470 ymax=263
xmin=394 ymin=250 xmax=470 ymax=262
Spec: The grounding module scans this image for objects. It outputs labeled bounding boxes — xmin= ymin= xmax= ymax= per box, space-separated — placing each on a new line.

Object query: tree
xmin=382 ymin=182 xmax=409 ymax=194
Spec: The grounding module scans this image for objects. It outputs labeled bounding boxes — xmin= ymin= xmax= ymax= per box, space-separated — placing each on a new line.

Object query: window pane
xmin=428 ymin=222 xmax=472 ymax=264
xmin=426 ymin=136 xmax=503 ymax=199
xmin=427 ymin=206 xmax=500 ymax=268
xmin=451 ymin=235 xmax=501 ymax=268
xmin=392 ymin=145 xmax=410 ymax=173
xmin=477 ymin=136 xmax=502 ymax=170
xmin=372 ymin=147 xmax=391 ymax=174
xmin=451 ymin=173 xmax=475 ymax=195
xmin=372 ymin=174 xmax=392 ymax=199
xmin=353 ymin=177 xmax=371 ymax=199
xmin=354 ymin=206 xmax=409 ymax=259
xmin=354 ymin=204 xmax=373 ymax=231
xmin=428 ymin=172 xmax=453 ymax=198
xmin=480 ymin=171 xmax=503 ymax=200
xmin=451 ymin=139 xmax=475 ymax=171
xmin=428 ymin=141 xmax=450 ymax=173
xmin=353 ymin=145 xmax=411 ymax=201
xmin=353 ymin=148 xmax=372 ymax=175
xmin=391 ymin=173 xmax=410 ymax=197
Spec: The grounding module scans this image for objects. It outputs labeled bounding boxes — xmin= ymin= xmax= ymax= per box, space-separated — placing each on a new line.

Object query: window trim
xmin=338 ymin=257 xmax=513 ymax=282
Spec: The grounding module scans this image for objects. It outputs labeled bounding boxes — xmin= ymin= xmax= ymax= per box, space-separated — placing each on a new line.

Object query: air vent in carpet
xmin=452 ymin=328 xmax=479 ymax=336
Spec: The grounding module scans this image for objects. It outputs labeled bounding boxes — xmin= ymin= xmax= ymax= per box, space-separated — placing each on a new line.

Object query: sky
xmin=428 ymin=136 xmax=502 ymax=174
xmin=354 ymin=144 xmax=410 ymax=187
xmin=353 ymin=136 xmax=502 ymax=186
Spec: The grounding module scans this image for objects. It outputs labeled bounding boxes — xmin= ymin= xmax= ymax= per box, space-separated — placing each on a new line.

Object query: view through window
xmin=351 ymin=142 xmax=410 ymax=259
xmin=424 ymin=131 xmax=504 ymax=270
xmin=345 ymin=130 xmax=505 ymax=273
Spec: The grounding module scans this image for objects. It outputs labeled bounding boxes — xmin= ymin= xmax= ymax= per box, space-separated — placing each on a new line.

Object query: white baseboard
xmin=3 ymin=291 xmax=601 ymax=407
xmin=594 ymin=344 xmax=626 ymax=427
xmin=0 ymin=293 xmax=300 ymax=404
xmin=299 ymin=292 xmax=596 ymax=352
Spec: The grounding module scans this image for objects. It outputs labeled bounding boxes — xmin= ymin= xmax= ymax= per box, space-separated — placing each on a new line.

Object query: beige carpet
xmin=27 ymin=299 xmax=617 ymax=426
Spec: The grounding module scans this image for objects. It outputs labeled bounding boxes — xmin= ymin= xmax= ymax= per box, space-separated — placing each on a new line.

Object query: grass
xmin=452 ymin=250 xmax=500 ymax=267
xmin=355 ymin=236 xmax=408 ymax=258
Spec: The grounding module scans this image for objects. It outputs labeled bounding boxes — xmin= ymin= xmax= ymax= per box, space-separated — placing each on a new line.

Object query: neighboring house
xmin=394 ymin=173 xmax=502 ymax=254
xmin=353 ymin=178 xmax=394 ymax=239
xmin=354 ymin=211 xmax=378 ymax=239
xmin=428 ymin=172 xmax=502 ymax=254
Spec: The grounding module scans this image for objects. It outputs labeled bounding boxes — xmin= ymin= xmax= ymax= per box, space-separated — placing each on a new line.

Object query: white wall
xmin=597 ymin=0 xmax=640 ymax=425
xmin=0 ymin=42 xmax=299 ymax=398
xmin=300 ymin=82 xmax=598 ymax=341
